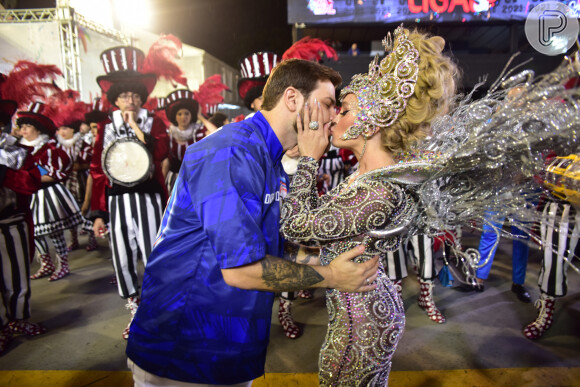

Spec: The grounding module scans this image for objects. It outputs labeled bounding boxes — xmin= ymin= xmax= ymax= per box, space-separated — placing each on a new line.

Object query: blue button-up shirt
xmin=127 ymin=112 xmax=286 ymax=384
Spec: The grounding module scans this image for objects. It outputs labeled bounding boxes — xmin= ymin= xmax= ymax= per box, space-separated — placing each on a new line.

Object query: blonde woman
xmin=281 ymin=27 xmax=459 ymax=386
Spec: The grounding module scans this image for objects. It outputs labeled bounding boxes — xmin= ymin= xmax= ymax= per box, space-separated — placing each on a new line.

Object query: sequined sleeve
xmin=281 ymin=158 xmax=403 ymax=243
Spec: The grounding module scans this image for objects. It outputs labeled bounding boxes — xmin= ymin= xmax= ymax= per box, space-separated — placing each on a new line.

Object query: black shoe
xmin=511 ymin=283 xmax=531 ymax=303
xmin=455 ymin=283 xmax=484 ymax=293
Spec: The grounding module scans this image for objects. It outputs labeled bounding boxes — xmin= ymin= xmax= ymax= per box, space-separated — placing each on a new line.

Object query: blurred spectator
xmin=348 ymin=43 xmax=360 ymax=56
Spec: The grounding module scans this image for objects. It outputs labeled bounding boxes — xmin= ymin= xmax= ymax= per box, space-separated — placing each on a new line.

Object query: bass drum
xmin=102 ymin=137 xmax=153 ymax=187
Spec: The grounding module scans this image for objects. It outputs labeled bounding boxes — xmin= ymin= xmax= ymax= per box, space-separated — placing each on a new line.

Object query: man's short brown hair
xmin=261 ymin=59 xmax=342 ymax=111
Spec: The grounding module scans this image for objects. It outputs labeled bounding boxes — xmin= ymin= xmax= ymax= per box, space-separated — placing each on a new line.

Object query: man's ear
xmin=283 ymin=87 xmax=303 ymax=113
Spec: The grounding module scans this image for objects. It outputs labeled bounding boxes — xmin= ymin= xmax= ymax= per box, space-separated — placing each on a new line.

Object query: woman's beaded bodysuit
xmin=281 ymin=158 xmax=414 ymax=386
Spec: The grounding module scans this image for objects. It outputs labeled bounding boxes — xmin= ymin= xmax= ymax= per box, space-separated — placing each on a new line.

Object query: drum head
xmin=103 ymin=138 xmax=153 ymax=187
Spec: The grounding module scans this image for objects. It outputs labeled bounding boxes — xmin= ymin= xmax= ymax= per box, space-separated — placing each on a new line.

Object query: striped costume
xmin=90 ymin=108 xmax=168 ymax=299
xmin=56 ymin=133 xmax=95 ymax=237
xmin=0 ymin=133 xmax=41 ymax=327
xmin=24 ymin=135 xmax=82 ymax=257
xmin=539 ymin=200 xmax=579 ymax=297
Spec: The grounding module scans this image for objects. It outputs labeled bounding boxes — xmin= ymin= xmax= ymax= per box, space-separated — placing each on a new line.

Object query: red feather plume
xmin=193 ymin=74 xmax=230 ymax=116
xmin=142 ymin=34 xmax=188 ymax=87
xmin=282 ymin=37 xmax=338 ymax=62
xmin=46 ymin=89 xmax=89 ymax=128
xmin=0 ymin=60 xmax=63 ymax=109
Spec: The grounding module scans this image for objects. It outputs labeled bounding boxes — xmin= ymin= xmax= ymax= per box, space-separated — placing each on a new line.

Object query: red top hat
xmin=0 ymin=99 xmax=17 ymax=125
xmin=237 ymin=51 xmax=279 ymax=100
xmin=164 ymin=89 xmax=199 ymax=126
xmin=16 ymin=101 xmax=58 ymax=136
xmin=96 ymin=46 xmax=157 ymax=95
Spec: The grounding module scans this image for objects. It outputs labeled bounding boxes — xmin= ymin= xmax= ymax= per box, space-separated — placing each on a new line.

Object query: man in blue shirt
xmin=126 ymin=59 xmax=380 ymax=386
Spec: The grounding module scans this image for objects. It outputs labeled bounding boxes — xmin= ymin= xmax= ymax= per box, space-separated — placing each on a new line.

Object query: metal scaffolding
xmin=0 ymin=4 xmax=129 ymax=93
xmin=0 ymin=8 xmax=57 ymax=22
xmin=56 ymin=6 xmax=81 ymax=92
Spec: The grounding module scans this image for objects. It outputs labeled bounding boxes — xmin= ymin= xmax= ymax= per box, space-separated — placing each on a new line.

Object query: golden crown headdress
xmin=340 ymin=26 xmax=419 ymax=140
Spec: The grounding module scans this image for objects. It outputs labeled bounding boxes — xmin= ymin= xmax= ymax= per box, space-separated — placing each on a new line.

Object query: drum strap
xmin=111 ymin=119 xmax=132 ymax=138
xmin=110 ymin=116 xmax=154 ymax=139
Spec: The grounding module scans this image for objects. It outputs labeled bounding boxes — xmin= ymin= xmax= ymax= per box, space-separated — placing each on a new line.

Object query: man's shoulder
xmin=201 ymin=119 xmax=265 ymax=147
xmin=184 ymin=122 xmax=268 ymax=169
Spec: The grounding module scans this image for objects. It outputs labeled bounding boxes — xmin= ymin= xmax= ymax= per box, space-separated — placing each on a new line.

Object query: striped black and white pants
xmin=381 ymin=235 xmax=438 ymax=281
xmin=382 ymin=245 xmax=408 ymax=281
xmin=0 ymin=219 xmax=32 ymax=326
xmin=407 ymin=234 xmax=437 ymax=281
xmin=539 ymin=201 xmax=579 ymax=297
xmin=108 ymin=192 xmax=164 ymax=299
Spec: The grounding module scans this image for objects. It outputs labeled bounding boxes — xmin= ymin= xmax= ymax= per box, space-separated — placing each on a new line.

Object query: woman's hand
xmin=297 ymin=100 xmax=331 ymax=160
xmin=93 ymin=218 xmax=108 ymax=239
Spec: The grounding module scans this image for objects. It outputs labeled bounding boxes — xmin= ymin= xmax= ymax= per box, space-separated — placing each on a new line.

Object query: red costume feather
xmin=282 ymin=37 xmax=338 ymax=62
xmin=0 ymin=60 xmax=63 ymax=109
xmin=45 ymin=89 xmax=89 ymax=128
xmin=142 ymin=34 xmax=188 ymax=87
xmin=193 ymin=74 xmax=230 ymax=117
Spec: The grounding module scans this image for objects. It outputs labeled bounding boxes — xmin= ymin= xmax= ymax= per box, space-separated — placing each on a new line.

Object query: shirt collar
xmin=112 ymin=108 xmax=148 ymax=127
xmin=252 ymin=111 xmax=284 ymax=165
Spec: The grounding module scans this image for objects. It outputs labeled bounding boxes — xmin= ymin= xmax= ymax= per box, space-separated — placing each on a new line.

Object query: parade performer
xmin=18 ymin=102 xmax=83 ymax=281
xmin=371 ymin=39 xmax=580 ymax=344
xmin=523 ymin=195 xmax=578 ymax=339
xmin=52 ymin=91 xmax=97 ymax=252
xmin=238 ymin=51 xmax=279 ymax=117
xmin=524 ymin=154 xmax=580 ymax=339
xmin=0 ymin=100 xmax=46 ymax=354
xmin=80 ymin=98 xmax=109 ymax=240
xmin=90 ymin=46 xmax=169 ymax=340
xmin=161 ymin=75 xmax=228 ymax=193
xmin=161 ymin=89 xmax=202 ymax=193
xmin=280 ymin=27 xmax=459 ymax=385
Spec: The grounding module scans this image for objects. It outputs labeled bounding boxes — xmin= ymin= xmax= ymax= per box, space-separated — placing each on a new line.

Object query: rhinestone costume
xmin=281 ymin=157 xmax=417 ymax=386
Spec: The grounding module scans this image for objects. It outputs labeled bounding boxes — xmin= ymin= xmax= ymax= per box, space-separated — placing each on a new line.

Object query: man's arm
xmin=221 ymin=245 xmax=379 ymax=293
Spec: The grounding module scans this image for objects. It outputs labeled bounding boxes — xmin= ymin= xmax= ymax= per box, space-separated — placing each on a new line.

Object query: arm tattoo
xmin=260 ymin=255 xmax=324 ymax=291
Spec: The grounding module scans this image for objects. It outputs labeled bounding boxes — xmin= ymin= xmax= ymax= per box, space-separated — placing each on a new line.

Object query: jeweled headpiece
xmin=340 ymin=26 xmax=419 ymax=140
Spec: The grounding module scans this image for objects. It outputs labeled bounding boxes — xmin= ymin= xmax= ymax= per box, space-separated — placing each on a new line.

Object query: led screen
xmin=288 ymin=0 xmax=579 ymax=24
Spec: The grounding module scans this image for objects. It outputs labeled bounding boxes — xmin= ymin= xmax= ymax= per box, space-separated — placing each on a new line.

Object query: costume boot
xmin=86 ymin=231 xmax=98 ymax=251
xmin=0 ymin=324 xmax=13 ymax=355
xmin=9 ymin=319 xmax=47 ymax=336
xmin=278 ymin=298 xmax=301 ymax=339
xmin=523 ymin=293 xmax=555 ymax=340
xmin=49 ymin=254 xmax=70 ymax=281
xmin=123 ymin=296 xmax=140 ymax=340
xmin=417 ymin=279 xmax=446 ymax=324
xmin=30 ymin=254 xmax=55 ymax=280
xmin=67 ymin=228 xmax=79 ymax=251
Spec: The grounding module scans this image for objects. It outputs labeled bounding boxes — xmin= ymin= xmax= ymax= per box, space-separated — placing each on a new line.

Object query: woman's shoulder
xmin=360 ymin=162 xmax=440 ymax=187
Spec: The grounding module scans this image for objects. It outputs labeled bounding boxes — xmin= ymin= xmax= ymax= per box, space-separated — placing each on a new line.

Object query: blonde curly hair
xmin=381 ymin=29 xmax=460 ymax=153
